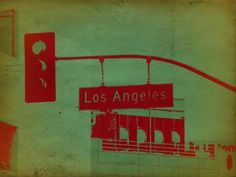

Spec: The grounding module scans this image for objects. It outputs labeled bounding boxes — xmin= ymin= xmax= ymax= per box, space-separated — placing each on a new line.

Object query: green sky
xmin=0 ymin=0 xmax=235 ymax=177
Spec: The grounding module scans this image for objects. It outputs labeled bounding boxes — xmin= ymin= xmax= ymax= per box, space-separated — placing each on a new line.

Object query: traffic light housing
xmin=25 ymin=32 xmax=56 ymax=103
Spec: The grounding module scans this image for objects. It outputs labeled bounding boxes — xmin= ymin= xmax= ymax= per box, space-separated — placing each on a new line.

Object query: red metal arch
xmin=56 ymin=54 xmax=236 ymax=93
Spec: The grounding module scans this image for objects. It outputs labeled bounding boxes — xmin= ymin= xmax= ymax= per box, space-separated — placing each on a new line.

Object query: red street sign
xmin=79 ymin=84 xmax=173 ymax=110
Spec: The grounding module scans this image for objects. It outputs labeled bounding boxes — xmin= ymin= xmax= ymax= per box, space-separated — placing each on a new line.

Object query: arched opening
xmin=119 ymin=127 xmax=129 ymax=141
xmin=172 ymin=131 xmax=181 ymax=144
xmin=137 ymin=128 xmax=146 ymax=143
xmin=154 ymin=130 xmax=164 ymax=144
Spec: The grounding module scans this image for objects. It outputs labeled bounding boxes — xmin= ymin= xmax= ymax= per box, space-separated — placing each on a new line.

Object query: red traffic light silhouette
xmin=25 ymin=32 xmax=56 ymax=103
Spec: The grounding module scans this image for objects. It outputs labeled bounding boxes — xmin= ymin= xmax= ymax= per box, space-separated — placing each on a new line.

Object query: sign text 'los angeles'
xmin=79 ymin=84 xmax=173 ymax=111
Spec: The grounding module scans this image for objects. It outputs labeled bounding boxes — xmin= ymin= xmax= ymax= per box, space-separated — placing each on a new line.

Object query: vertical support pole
xmin=11 ymin=9 xmax=15 ymax=57
xmin=148 ymin=108 xmax=151 ymax=152
xmin=146 ymin=56 xmax=151 ymax=84
xmin=99 ymin=57 xmax=105 ymax=86
xmin=0 ymin=16 xmax=1 ymax=60
xmin=197 ymin=157 xmax=200 ymax=177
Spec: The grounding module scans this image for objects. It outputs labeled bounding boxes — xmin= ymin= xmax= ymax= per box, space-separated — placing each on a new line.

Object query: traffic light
xmin=25 ymin=32 xmax=56 ymax=103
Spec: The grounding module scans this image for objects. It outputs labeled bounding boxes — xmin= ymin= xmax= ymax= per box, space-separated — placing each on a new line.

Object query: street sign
xmin=79 ymin=84 xmax=173 ymax=110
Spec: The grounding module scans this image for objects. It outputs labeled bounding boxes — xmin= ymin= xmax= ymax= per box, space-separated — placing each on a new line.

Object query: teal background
xmin=0 ymin=0 xmax=235 ymax=176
